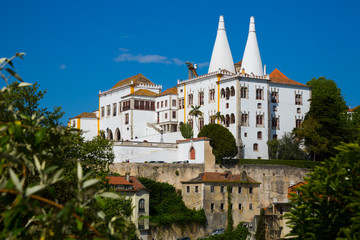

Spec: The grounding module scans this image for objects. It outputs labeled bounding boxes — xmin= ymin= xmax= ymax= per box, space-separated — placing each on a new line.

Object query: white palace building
xmin=69 ymin=16 xmax=311 ymax=163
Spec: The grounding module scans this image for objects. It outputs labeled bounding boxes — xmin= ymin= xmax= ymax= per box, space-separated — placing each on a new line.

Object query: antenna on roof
xmin=186 ymin=61 xmax=198 ymax=79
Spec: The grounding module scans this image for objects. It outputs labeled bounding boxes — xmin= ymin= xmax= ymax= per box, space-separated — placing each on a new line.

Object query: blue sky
xmin=1 ymin=0 xmax=360 ymax=123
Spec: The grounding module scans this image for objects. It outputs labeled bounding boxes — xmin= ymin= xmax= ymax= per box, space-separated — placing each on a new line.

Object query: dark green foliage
xmin=198 ymin=124 xmax=238 ymax=163
xmin=226 ymin=186 xmax=234 ymax=232
xmin=255 ymin=209 xmax=265 ymax=240
xmin=267 ymin=133 xmax=305 ymax=160
xmin=180 ymin=122 xmax=193 ymax=139
xmin=137 ymin=177 xmax=206 ymax=228
xmin=296 ymin=77 xmax=348 ymax=161
xmin=207 ymin=222 xmax=249 ymax=240
xmin=236 ymin=159 xmax=320 ymax=169
xmin=286 ymin=143 xmax=360 ymax=239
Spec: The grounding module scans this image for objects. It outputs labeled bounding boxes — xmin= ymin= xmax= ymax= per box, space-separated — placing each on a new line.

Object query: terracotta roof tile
xmin=270 ymin=69 xmax=306 ymax=87
xmin=234 ymin=60 xmax=242 ymax=66
xmin=348 ymin=105 xmax=359 ymax=112
xmin=106 ymin=176 xmax=148 ymax=192
xmin=70 ymin=112 xmax=97 ymax=119
xmin=182 ymin=172 xmax=260 ymax=184
xmin=111 ymin=74 xmax=155 ymax=89
xmin=158 ymin=87 xmax=177 ymax=96
xmin=124 ymin=89 xmax=159 ymax=98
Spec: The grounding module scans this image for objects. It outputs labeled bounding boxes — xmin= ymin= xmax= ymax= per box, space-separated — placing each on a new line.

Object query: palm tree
xmin=211 ymin=111 xmax=224 ymax=124
xmin=189 ymin=105 xmax=203 ymax=131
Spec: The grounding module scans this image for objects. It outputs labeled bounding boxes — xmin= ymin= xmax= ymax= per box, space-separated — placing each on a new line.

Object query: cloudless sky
xmin=1 ymin=0 xmax=360 ymax=123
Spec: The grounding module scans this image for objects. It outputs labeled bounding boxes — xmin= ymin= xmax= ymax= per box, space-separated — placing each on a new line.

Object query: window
xmin=239 ymin=203 xmax=242 ymax=209
xmin=157 ymin=102 xmax=159 ymax=109
xmin=134 ymin=100 xmax=139 ymax=109
xmin=257 ymin=103 xmax=262 ymax=109
xmin=272 ymin=116 xmax=279 ymax=130
xmin=256 ymin=114 xmax=264 ymax=127
xmin=151 ymin=101 xmax=155 ymax=110
xmin=238 ymin=187 xmax=242 ymax=193
xmin=257 ymin=131 xmax=262 ymax=140
xmin=296 ymin=119 xmax=302 ymax=128
xmin=221 ymin=186 xmax=225 ymax=193
xmin=241 ymin=113 xmax=249 ymax=127
xmin=211 ymin=203 xmax=215 ymax=212
xmin=225 ymin=88 xmax=230 ymax=100
xmin=139 ymin=199 xmax=145 ymax=213
xmin=199 ymin=118 xmax=204 ymax=130
xmin=107 ymin=105 xmax=111 ymax=116
xmin=221 ymin=203 xmax=224 ymax=210
xmin=165 ymin=100 xmax=168 ymax=107
xmin=188 ymin=119 xmax=193 ymax=128
xmin=273 ymin=134 xmax=278 ymax=139
xmin=210 ymin=186 xmax=214 ymax=193
xmin=189 ymin=147 xmax=195 ymax=160
xmin=172 ymin=99 xmax=177 ymax=107
xmin=161 ymin=101 xmax=163 ymax=108
xmin=172 ymin=111 xmax=176 ymax=118
xmin=295 ymin=94 xmax=302 ymax=105
xmin=72 ymin=120 xmax=76 ymax=127
xmin=297 ymin=107 xmax=301 ymax=113
xmin=230 ymin=114 xmax=235 ymax=124
xmin=195 ymin=186 xmax=199 ymax=193
xmin=101 ymin=107 xmax=105 ymax=117
xmin=253 ymin=143 xmax=258 ymax=151
xmin=187 ymin=186 xmax=190 ymax=193
xmin=271 ymin=91 xmax=278 ymax=103
xmin=210 ymin=116 xmax=215 ymax=124
xmin=198 ymin=91 xmax=204 ymax=105
xmin=241 ymin=87 xmax=248 ymax=98
xmin=244 ymin=132 xmax=247 ymax=137
xmin=165 ymin=113 xmax=168 ymax=119
xmin=230 ymin=86 xmax=235 ymax=96
xmin=249 ymin=187 xmax=253 ymax=194
xmin=145 ymin=101 xmax=150 ymax=110
xmin=179 ymin=98 xmax=184 ymax=109
xmin=140 ymin=101 xmax=144 ymax=110
xmin=221 ymin=88 xmax=225 ymax=98
xmin=113 ymin=103 xmax=117 ymax=116
xmin=226 ymin=103 xmax=229 ymax=108
xmin=256 ymin=89 xmax=263 ymax=100
xmin=273 ymin=106 xmax=277 ymax=112
xmin=249 ymin=203 xmax=253 ymax=210
xmin=123 ymin=101 xmax=130 ymax=111
xmin=209 ymin=89 xmax=215 ymax=101
xmin=225 ymin=115 xmax=230 ymax=127
xmin=119 ymin=102 xmax=122 ymax=112
xmin=125 ymin=113 xmax=129 ymax=124
xmin=188 ymin=94 xmax=193 ymax=106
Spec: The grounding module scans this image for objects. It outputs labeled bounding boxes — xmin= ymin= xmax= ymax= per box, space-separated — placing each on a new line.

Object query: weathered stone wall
xmin=110 ymin=162 xmax=309 ymax=207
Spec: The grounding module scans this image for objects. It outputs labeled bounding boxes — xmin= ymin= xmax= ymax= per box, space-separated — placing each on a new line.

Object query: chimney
xmin=125 ymin=172 xmax=130 ymax=182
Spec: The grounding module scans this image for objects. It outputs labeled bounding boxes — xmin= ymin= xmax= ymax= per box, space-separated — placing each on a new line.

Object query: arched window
xmin=226 ymin=87 xmax=230 ymax=99
xmin=189 ymin=147 xmax=196 ymax=160
xmin=230 ymin=86 xmax=235 ymax=96
xmin=139 ymin=199 xmax=145 ymax=213
xmin=253 ymin=143 xmax=258 ymax=151
xmin=257 ymin=131 xmax=262 ymax=139
xmin=199 ymin=117 xmax=204 ymax=130
xmin=225 ymin=114 xmax=230 ymax=127
xmin=221 ymin=88 xmax=225 ymax=98
xmin=115 ymin=128 xmax=121 ymax=141
xmin=107 ymin=130 xmax=113 ymax=140
xmin=230 ymin=114 xmax=235 ymax=124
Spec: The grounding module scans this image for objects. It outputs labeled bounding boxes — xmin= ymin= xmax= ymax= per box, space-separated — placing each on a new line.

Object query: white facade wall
xmin=178 ymin=139 xmax=207 ymax=164
xmin=80 ymin=118 xmax=98 ymax=140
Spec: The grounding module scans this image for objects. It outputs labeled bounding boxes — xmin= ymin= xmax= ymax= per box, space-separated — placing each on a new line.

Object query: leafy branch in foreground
xmin=0 ymin=53 xmax=138 ymax=239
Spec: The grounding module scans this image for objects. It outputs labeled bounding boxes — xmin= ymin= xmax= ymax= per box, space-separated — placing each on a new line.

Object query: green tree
xmin=198 ymin=124 xmax=238 ymax=163
xmin=207 ymin=222 xmax=249 ymax=240
xmin=189 ymin=105 xmax=203 ymax=130
xmin=211 ymin=111 xmax=225 ymax=124
xmin=180 ymin=122 xmax=193 ymax=139
xmin=277 ymin=133 xmax=306 ymax=160
xmin=0 ymin=53 xmax=138 ymax=239
xmin=296 ymin=77 xmax=348 ymax=161
xmin=286 ymin=143 xmax=360 ymax=239
xmin=267 ymin=139 xmax=280 ymax=159
xmin=255 ymin=209 xmax=266 ymax=240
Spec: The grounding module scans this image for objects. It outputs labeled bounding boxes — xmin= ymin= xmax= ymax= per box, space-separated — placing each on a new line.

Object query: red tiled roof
xmin=124 ymin=89 xmax=159 ymax=98
xmin=70 ymin=112 xmax=97 ymax=120
xmin=270 ymin=69 xmax=306 ymax=87
xmin=234 ymin=60 xmax=242 ymax=66
xmin=106 ymin=176 xmax=148 ymax=192
xmin=158 ymin=87 xmax=177 ymax=96
xmin=348 ymin=106 xmax=359 ymax=112
xmin=111 ymin=74 xmax=155 ymax=89
xmin=182 ymin=172 xmax=260 ymax=184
